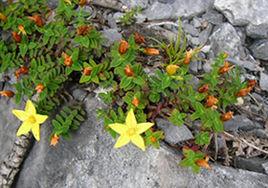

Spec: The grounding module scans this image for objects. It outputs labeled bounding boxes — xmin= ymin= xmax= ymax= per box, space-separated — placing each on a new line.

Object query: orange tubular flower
xmin=50 ymin=134 xmax=59 ymax=146
xmin=183 ymin=49 xmax=193 ymax=64
xmin=12 ymin=32 xmax=21 ymax=43
xmin=35 ymin=84 xmax=45 ymax=93
xmin=76 ymin=25 xmax=93 ymax=36
xmin=236 ymin=87 xmax=252 ymax=97
xmin=62 ymin=52 xmax=73 ymax=67
xmin=134 ymin=32 xmax=145 ymax=44
xmin=150 ymin=136 xmax=157 ymax=143
xmin=144 ymin=48 xmax=159 ymax=56
xmin=124 ymin=64 xmax=134 ymax=77
xmin=247 ymin=80 xmax=257 ymax=88
xmin=196 ymin=156 xmax=211 ymax=170
xmin=79 ymin=0 xmax=87 ymax=6
xmin=0 ymin=13 xmax=7 ymax=22
xmin=131 ymin=97 xmax=139 ymax=107
xmin=83 ymin=67 xmax=92 ymax=76
xmin=28 ymin=15 xmax=44 ymax=27
xmin=18 ymin=24 xmax=26 ymax=35
xmin=0 ymin=90 xmax=14 ymax=97
xmin=218 ymin=61 xmax=234 ymax=74
xmin=119 ymin=40 xmax=129 ymax=55
xmin=220 ymin=111 xmax=234 ymax=121
xmin=205 ymin=95 xmax=218 ymax=108
xmin=198 ymin=84 xmax=209 ymax=93
xmin=15 ymin=66 xmax=29 ymax=79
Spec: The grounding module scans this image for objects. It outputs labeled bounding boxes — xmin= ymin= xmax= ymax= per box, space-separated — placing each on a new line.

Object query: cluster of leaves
xmin=0 ymin=1 xmax=256 ymax=173
xmin=0 ymin=0 xmax=103 ymax=140
xmin=119 ymin=6 xmax=142 ymax=26
xmin=51 ymin=103 xmax=86 ymax=140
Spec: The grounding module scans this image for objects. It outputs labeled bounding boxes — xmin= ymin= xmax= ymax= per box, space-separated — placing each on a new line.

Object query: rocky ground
xmin=1 ymin=0 xmax=268 ymax=187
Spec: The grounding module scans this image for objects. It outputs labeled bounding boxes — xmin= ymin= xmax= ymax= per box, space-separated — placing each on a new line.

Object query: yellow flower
xmin=109 ymin=109 xmax=154 ymax=151
xmin=166 ymin=64 xmax=179 ymax=75
xmin=12 ymin=100 xmax=48 ymax=141
xmin=18 ymin=25 xmax=26 ymax=35
xmin=64 ymin=0 xmax=72 ymax=5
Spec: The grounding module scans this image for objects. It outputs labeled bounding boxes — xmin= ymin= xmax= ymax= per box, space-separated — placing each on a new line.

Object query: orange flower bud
xmin=236 ymin=87 xmax=252 ymax=97
xmin=134 ymin=32 xmax=145 ymax=44
xmin=0 ymin=90 xmax=14 ymax=97
xmin=50 ymin=134 xmax=59 ymax=146
xmin=35 ymin=84 xmax=45 ymax=93
xmin=28 ymin=15 xmax=44 ymax=27
xmin=166 ymin=64 xmax=179 ymax=75
xmin=76 ymin=25 xmax=93 ymax=36
xmin=83 ymin=67 xmax=92 ymax=76
xmin=15 ymin=66 xmax=29 ymax=79
xmin=219 ymin=61 xmax=234 ymax=74
xmin=62 ymin=52 xmax=73 ymax=67
xmin=183 ymin=49 xmax=193 ymax=64
xmin=220 ymin=111 xmax=234 ymax=121
xmin=247 ymin=80 xmax=257 ymax=88
xmin=119 ymin=40 xmax=129 ymax=55
xmin=205 ymin=95 xmax=218 ymax=107
xmin=144 ymin=48 xmax=160 ymax=56
xmin=124 ymin=64 xmax=134 ymax=77
xmin=150 ymin=136 xmax=157 ymax=143
xmin=198 ymin=84 xmax=209 ymax=93
xmin=12 ymin=32 xmax=21 ymax=43
xmin=196 ymin=156 xmax=211 ymax=170
xmin=131 ymin=97 xmax=139 ymax=107
xmin=0 ymin=13 xmax=7 ymax=22
xmin=18 ymin=24 xmax=26 ymax=35
xmin=79 ymin=0 xmax=87 ymax=6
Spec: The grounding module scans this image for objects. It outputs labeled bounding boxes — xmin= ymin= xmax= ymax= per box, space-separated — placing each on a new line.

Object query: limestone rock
xmin=250 ymin=39 xmax=268 ymax=61
xmin=209 ymin=23 xmax=245 ymax=58
xmin=214 ymin=0 xmax=268 ymax=38
xmin=156 ymin=118 xmax=194 ymax=145
xmin=260 ymin=72 xmax=268 ymax=92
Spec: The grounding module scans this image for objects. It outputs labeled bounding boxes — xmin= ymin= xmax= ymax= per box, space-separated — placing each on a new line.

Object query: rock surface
xmin=156 ymin=118 xmax=193 ymax=145
xmin=260 ymin=72 xmax=268 ymax=92
xmin=143 ymin=0 xmax=213 ymax=20
xmin=250 ymin=40 xmax=268 ymax=61
xmin=214 ymin=0 xmax=268 ymax=38
xmin=224 ymin=115 xmax=262 ymax=132
xmin=0 ymin=98 xmax=24 ymax=161
xmin=14 ymin=96 xmax=268 ymax=188
xmin=209 ymin=23 xmax=245 ymax=58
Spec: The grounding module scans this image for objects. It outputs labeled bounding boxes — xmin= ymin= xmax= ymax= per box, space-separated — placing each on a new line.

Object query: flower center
xmin=28 ymin=115 xmax=37 ymax=124
xmin=126 ymin=127 xmax=137 ymax=137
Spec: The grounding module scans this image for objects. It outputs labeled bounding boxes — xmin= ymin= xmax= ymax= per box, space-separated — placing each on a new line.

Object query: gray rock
xmin=143 ymin=0 xmax=213 ymax=20
xmin=158 ymin=0 xmax=176 ymax=4
xmin=156 ymin=118 xmax=193 ymax=145
xmin=143 ymin=2 xmax=173 ymax=20
xmin=209 ymin=23 xmax=245 ymax=58
xmin=15 ymin=97 xmax=268 ymax=188
xmin=71 ymin=88 xmax=88 ymax=102
xmin=260 ymin=72 xmax=268 ymax=92
xmin=226 ymin=57 xmax=262 ymax=72
xmin=199 ymin=23 xmax=213 ymax=45
xmin=214 ymin=0 xmax=268 ymax=38
xmin=121 ymin=0 xmax=149 ymax=9
xmin=250 ymin=40 xmax=268 ymax=61
xmin=0 ymin=98 xmax=24 ymax=161
xmin=101 ymin=29 xmax=122 ymax=47
xmin=234 ymin=157 xmax=267 ymax=174
xmin=202 ymin=10 xmax=224 ymax=25
xmin=263 ymin=162 xmax=268 ymax=175
xmin=224 ymin=115 xmax=262 ymax=132
xmin=191 ymin=17 xmax=202 ymax=28
xmin=182 ymin=22 xmax=200 ymax=37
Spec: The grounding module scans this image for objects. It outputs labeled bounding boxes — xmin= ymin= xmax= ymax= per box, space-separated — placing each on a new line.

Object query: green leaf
xmin=149 ymin=92 xmax=160 ymax=103
xmin=180 ymin=149 xmax=204 ymax=173
xmin=168 ymin=109 xmax=186 ymax=126
xmin=120 ymin=77 xmax=132 ymax=89
xmin=195 ymin=132 xmax=210 ymax=145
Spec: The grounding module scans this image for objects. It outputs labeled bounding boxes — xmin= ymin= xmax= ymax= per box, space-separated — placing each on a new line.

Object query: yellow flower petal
xmin=137 ymin=123 xmax=154 ymax=134
xmin=12 ymin=110 xmax=28 ymax=121
xmin=16 ymin=121 xmax=32 ymax=136
xmin=114 ymin=135 xmax=130 ymax=148
xmin=31 ymin=124 xmax=40 ymax=141
xmin=25 ymin=100 xmax=36 ymax=114
xmin=125 ymin=109 xmax=137 ymax=127
xmin=109 ymin=123 xmax=126 ymax=134
xmin=131 ymin=135 xmax=145 ymax=151
xmin=35 ymin=114 xmax=48 ymax=124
